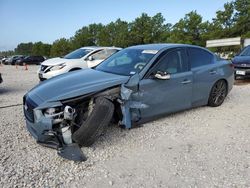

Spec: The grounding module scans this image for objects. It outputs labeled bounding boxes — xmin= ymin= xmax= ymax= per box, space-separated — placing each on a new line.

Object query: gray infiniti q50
xmin=23 ymin=44 xmax=234 ymax=161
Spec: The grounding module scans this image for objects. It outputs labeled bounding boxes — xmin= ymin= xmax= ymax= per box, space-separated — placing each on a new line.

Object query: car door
xmin=137 ymin=48 xmax=193 ymax=119
xmin=187 ymin=47 xmax=218 ymax=107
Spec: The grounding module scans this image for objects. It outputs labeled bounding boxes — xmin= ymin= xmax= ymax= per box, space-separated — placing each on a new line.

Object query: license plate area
xmin=236 ymin=70 xmax=246 ymax=75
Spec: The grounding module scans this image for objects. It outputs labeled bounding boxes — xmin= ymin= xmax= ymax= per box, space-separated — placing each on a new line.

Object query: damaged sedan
xmin=23 ymin=44 xmax=234 ymax=161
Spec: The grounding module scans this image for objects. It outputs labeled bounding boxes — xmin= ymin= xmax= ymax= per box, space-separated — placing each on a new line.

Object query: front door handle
xmin=181 ymin=80 xmax=192 ymax=84
xmin=210 ymin=70 xmax=217 ymax=75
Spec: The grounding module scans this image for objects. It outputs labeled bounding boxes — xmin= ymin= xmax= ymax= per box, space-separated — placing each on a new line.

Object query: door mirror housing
xmin=87 ymin=56 xmax=94 ymax=61
xmin=154 ymin=71 xmax=170 ymax=80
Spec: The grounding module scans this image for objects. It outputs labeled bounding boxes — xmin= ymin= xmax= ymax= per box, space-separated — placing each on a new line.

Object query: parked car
xmin=2 ymin=57 xmax=11 ymax=65
xmin=23 ymin=44 xmax=234 ymax=161
xmin=1 ymin=57 xmax=8 ymax=64
xmin=6 ymin=55 xmax=24 ymax=65
xmin=15 ymin=56 xmax=26 ymax=65
xmin=17 ymin=55 xmax=45 ymax=66
xmin=38 ymin=46 xmax=121 ymax=81
xmin=232 ymin=45 xmax=250 ymax=79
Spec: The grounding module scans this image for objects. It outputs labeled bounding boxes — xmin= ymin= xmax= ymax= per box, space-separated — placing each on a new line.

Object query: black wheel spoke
xmin=211 ymin=81 xmax=227 ymax=105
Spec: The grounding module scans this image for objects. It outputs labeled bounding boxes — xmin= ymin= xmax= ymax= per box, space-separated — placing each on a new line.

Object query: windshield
xmin=96 ymin=48 xmax=157 ymax=76
xmin=64 ymin=48 xmax=93 ymax=59
xmin=239 ymin=46 xmax=250 ymax=56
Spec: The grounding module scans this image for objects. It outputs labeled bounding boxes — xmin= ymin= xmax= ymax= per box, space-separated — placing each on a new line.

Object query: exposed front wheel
xmin=72 ymin=97 xmax=114 ymax=147
xmin=208 ymin=80 xmax=227 ymax=107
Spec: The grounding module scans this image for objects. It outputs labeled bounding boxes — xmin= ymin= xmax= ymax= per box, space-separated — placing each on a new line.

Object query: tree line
xmin=1 ymin=0 xmax=249 ymax=57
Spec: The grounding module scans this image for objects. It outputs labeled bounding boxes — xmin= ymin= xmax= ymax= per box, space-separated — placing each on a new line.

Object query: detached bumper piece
xmin=37 ymin=131 xmax=87 ymax=162
xmin=58 ymin=143 xmax=87 ymax=162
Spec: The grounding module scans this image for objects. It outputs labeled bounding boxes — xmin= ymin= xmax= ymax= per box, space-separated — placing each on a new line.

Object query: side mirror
xmin=154 ymin=71 xmax=170 ymax=80
xmin=87 ymin=56 xmax=94 ymax=61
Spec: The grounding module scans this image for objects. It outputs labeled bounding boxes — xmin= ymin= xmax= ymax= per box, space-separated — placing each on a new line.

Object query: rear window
xmin=188 ymin=48 xmax=213 ymax=68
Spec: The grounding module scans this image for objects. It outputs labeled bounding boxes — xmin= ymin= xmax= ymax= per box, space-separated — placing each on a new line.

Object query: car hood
xmin=26 ymin=69 xmax=129 ymax=106
xmin=232 ymin=56 xmax=250 ymax=64
xmin=41 ymin=57 xmax=82 ymax=66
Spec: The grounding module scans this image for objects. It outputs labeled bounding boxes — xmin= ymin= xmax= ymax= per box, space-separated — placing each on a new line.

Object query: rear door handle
xmin=181 ymin=79 xmax=192 ymax=84
xmin=209 ymin=70 xmax=217 ymax=75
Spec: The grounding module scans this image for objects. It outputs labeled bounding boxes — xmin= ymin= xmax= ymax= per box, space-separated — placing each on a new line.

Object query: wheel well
xmin=69 ymin=68 xmax=81 ymax=72
xmin=208 ymin=79 xmax=229 ymax=104
xmin=220 ymin=79 xmax=228 ymax=94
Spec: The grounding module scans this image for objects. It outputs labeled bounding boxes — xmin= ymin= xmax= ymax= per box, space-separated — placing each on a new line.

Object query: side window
xmin=156 ymin=49 xmax=188 ymax=74
xmin=91 ymin=50 xmax=108 ymax=60
xmin=188 ymin=48 xmax=213 ymax=68
xmin=105 ymin=49 xmax=119 ymax=57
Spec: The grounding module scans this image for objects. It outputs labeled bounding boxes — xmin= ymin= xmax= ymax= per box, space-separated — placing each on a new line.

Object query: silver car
xmin=23 ymin=44 xmax=234 ymax=161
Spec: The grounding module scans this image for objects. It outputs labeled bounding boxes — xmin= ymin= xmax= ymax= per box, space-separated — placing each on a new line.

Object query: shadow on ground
xmin=234 ymin=79 xmax=250 ymax=85
xmin=0 ymin=87 xmax=21 ymax=94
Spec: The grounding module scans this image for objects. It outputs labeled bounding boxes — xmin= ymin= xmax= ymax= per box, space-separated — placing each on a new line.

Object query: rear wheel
xmin=208 ymin=80 xmax=227 ymax=107
xmin=72 ymin=97 xmax=114 ymax=147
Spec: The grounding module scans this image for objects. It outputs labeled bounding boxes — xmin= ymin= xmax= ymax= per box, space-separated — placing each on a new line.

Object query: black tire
xmin=208 ymin=80 xmax=227 ymax=107
xmin=72 ymin=97 xmax=114 ymax=147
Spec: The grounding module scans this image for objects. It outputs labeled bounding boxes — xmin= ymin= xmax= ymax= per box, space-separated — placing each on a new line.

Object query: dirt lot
xmin=0 ymin=65 xmax=250 ymax=188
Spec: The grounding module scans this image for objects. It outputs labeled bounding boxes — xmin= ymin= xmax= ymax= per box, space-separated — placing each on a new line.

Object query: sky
xmin=0 ymin=0 xmax=231 ymax=51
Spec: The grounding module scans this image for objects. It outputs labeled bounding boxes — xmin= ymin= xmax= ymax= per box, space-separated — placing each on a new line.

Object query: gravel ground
xmin=0 ymin=65 xmax=250 ymax=188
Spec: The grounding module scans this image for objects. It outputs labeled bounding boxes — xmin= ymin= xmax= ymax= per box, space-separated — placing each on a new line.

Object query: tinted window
xmin=156 ymin=49 xmax=188 ymax=74
xmin=188 ymin=48 xmax=213 ymax=68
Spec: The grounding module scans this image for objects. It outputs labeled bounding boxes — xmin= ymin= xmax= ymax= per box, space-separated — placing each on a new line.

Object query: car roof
xmin=127 ymin=43 xmax=207 ymax=51
xmin=80 ymin=46 xmax=122 ymax=50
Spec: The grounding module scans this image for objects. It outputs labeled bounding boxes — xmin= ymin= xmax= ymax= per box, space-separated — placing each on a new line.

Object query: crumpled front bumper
xmin=25 ymin=115 xmax=86 ymax=161
xmin=25 ymin=117 xmax=61 ymax=149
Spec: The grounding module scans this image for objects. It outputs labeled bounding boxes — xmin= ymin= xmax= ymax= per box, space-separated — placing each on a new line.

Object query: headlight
xmin=50 ymin=63 xmax=66 ymax=71
xmin=34 ymin=107 xmax=63 ymax=122
xmin=34 ymin=109 xmax=43 ymax=123
xmin=44 ymin=107 xmax=64 ymax=118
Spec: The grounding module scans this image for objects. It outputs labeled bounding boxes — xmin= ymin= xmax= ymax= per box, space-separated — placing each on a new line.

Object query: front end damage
xmin=23 ymin=75 xmax=148 ymax=162
xmin=24 ymin=98 xmax=87 ymax=161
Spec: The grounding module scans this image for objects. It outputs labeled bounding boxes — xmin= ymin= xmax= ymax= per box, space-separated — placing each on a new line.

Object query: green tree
xmin=15 ymin=42 xmax=33 ymax=55
xmin=169 ymin=11 xmax=206 ymax=46
xmin=130 ymin=13 xmax=154 ymax=44
xmin=151 ymin=13 xmax=171 ymax=43
xmin=129 ymin=13 xmax=171 ymax=45
xmin=233 ymin=0 xmax=250 ymax=37
xmin=31 ymin=42 xmax=51 ymax=57
xmin=0 ymin=50 xmax=15 ymax=56
xmin=88 ymin=23 xmax=104 ymax=45
xmin=50 ymin=38 xmax=71 ymax=57
xmin=209 ymin=2 xmax=235 ymax=39
xmin=98 ymin=19 xmax=130 ymax=47
xmin=70 ymin=26 xmax=95 ymax=50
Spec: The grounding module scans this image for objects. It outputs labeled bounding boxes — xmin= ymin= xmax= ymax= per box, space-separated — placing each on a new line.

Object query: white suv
xmin=38 ymin=46 xmax=121 ymax=81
